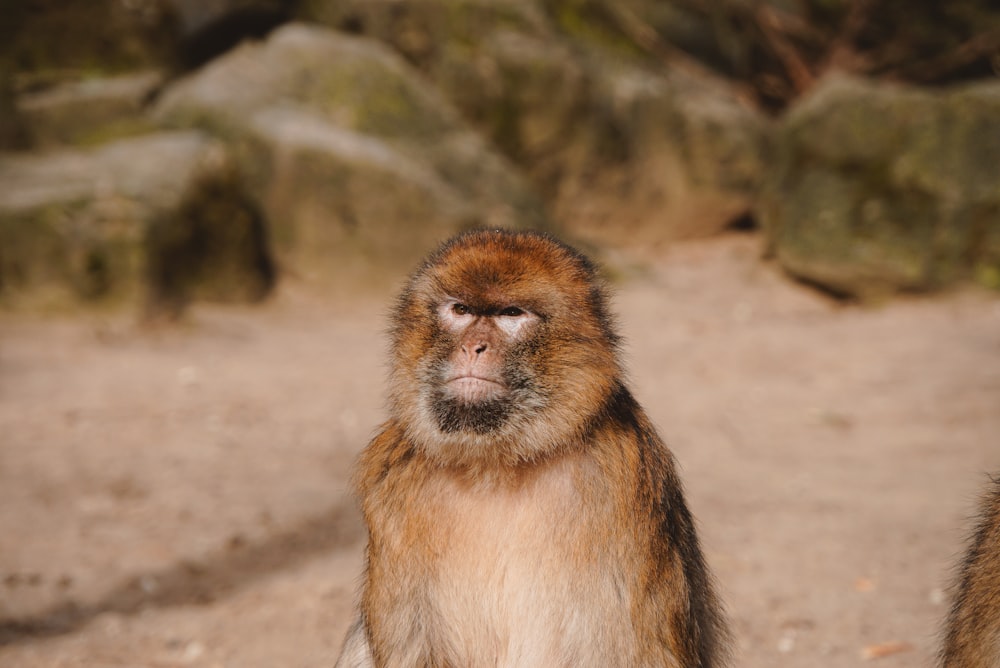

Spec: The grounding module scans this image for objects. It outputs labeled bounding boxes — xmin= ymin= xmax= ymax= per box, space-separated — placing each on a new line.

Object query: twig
xmin=822 ymin=0 xmax=876 ymax=74
xmin=906 ymin=29 xmax=1000 ymax=81
xmin=754 ymin=4 xmax=814 ymax=93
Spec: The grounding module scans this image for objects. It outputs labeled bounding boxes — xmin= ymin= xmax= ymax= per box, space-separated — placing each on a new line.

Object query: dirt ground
xmin=1 ymin=233 xmax=998 ymax=667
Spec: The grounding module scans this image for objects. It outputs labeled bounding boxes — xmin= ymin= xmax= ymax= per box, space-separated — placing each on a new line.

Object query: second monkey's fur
xmin=941 ymin=476 xmax=1000 ymax=667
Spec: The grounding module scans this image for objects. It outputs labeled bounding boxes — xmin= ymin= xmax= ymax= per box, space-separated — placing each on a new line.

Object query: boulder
xmin=759 ymin=74 xmax=1000 ymax=297
xmin=300 ymin=0 xmax=548 ymax=58
xmin=16 ymin=72 xmax=161 ymax=148
xmin=434 ymin=28 xmax=587 ymax=170
xmin=153 ymin=24 xmax=464 ymax=138
xmin=0 ymin=131 xmax=274 ymax=314
xmin=302 ymin=1 xmax=770 ymax=244
xmin=299 ymin=0 xmax=577 ymax=163
xmin=245 ymin=107 xmax=476 ymax=278
xmin=552 ymin=63 xmax=770 ymax=246
xmin=153 ymin=23 xmax=547 ymax=274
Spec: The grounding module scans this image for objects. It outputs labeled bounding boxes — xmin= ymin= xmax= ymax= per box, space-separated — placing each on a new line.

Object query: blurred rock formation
xmin=153 ymin=24 xmax=546 ymax=282
xmin=760 ymin=74 xmax=1000 ymax=298
xmin=1 ymin=0 xmax=998 ymax=312
xmin=0 ymin=131 xmax=273 ymax=314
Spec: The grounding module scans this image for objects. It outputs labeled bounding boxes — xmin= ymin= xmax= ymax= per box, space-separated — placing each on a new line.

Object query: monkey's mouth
xmin=445 ymin=375 xmax=506 ymax=403
xmin=432 ymin=384 xmax=512 ymax=434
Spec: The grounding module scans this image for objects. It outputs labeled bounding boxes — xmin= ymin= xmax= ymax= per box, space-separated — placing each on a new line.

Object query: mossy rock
xmin=153 ymin=22 xmax=548 ymax=277
xmin=550 ymin=62 xmax=771 ymax=244
xmin=155 ymin=24 xmax=461 ymax=141
xmin=16 ymin=72 xmax=161 ymax=148
xmin=0 ymin=131 xmax=273 ymax=315
xmin=300 ymin=0 xmax=548 ymax=64
xmin=760 ymin=74 xmax=1000 ymax=298
xmin=243 ymin=106 xmax=478 ymax=279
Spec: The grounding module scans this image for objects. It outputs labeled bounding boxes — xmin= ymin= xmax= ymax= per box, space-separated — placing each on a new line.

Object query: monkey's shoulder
xmin=592 ymin=386 xmax=730 ymax=665
xmin=589 ymin=384 xmax=680 ymax=482
xmin=354 ymin=421 xmax=417 ymax=495
xmin=590 ymin=385 xmax=709 ymax=561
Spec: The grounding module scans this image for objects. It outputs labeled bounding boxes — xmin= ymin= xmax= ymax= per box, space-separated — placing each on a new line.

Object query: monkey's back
xmin=356 ymin=384 xmax=728 ymax=668
xmin=942 ymin=478 xmax=1000 ymax=667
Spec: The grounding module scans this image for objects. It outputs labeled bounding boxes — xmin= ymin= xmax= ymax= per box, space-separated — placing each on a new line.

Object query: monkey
xmin=335 ymin=229 xmax=730 ymax=667
xmin=941 ymin=476 xmax=1000 ymax=667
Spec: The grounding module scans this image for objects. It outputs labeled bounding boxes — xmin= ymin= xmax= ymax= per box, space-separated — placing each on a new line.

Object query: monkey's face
xmin=389 ymin=230 xmax=621 ymax=468
xmin=428 ymin=298 xmax=542 ymax=435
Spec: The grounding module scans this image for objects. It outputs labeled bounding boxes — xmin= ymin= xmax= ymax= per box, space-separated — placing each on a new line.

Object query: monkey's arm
xmin=336 ymin=425 xmax=408 ymax=668
xmin=334 ymin=618 xmax=374 ymax=668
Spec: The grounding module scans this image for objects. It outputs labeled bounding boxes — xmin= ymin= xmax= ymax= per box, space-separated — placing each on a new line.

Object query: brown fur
xmin=336 ymin=230 xmax=730 ymax=667
xmin=941 ymin=477 xmax=1000 ymax=667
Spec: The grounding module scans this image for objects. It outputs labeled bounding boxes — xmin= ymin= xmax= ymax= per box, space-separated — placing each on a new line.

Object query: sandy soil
xmin=1 ymin=233 xmax=998 ymax=667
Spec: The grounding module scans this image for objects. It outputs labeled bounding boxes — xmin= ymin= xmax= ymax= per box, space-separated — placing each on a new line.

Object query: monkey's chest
xmin=372 ymin=470 xmax=635 ymax=667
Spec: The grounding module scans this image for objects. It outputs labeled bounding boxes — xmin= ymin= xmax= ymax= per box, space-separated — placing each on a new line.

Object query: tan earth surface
xmin=1 ymin=233 xmax=998 ymax=667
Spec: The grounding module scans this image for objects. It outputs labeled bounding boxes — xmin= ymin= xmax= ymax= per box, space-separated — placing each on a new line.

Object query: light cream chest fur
xmin=375 ymin=456 xmax=637 ymax=667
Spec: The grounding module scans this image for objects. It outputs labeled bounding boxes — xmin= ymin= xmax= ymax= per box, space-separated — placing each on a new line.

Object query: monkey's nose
xmin=463 ymin=342 xmax=488 ymax=356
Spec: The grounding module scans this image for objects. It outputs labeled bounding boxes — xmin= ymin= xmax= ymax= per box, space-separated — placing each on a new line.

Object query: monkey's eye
xmin=498 ymin=306 xmax=524 ymax=317
xmin=452 ymin=303 xmax=471 ymax=316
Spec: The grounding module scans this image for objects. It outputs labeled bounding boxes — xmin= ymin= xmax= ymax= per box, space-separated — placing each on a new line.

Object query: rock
xmin=437 ymin=27 xmax=588 ymax=168
xmin=16 ymin=72 xmax=161 ymax=148
xmin=153 ymin=23 xmax=547 ymax=275
xmin=300 ymin=0 xmax=549 ymax=58
xmin=155 ymin=24 xmax=461 ymax=139
xmin=0 ymin=131 xmax=274 ymax=314
xmin=759 ymin=74 xmax=1000 ymax=297
xmin=300 ymin=0 xmax=575 ymax=163
xmin=553 ymin=63 xmax=770 ymax=245
xmin=245 ymin=106 xmax=476 ymax=278
xmin=302 ymin=1 xmax=769 ymax=244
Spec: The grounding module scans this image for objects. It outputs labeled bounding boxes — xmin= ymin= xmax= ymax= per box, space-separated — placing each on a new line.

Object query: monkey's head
xmin=389 ymin=229 xmax=622 ymax=469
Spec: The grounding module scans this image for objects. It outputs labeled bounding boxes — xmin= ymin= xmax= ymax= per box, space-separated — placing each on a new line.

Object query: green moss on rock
xmin=760 ymin=73 xmax=1000 ymax=298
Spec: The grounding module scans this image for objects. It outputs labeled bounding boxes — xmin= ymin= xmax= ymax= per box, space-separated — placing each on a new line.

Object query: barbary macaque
xmin=336 ymin=229 xmax=730 ymax=667
xmin=941 ymin=477 xmax=1000 ymax=667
